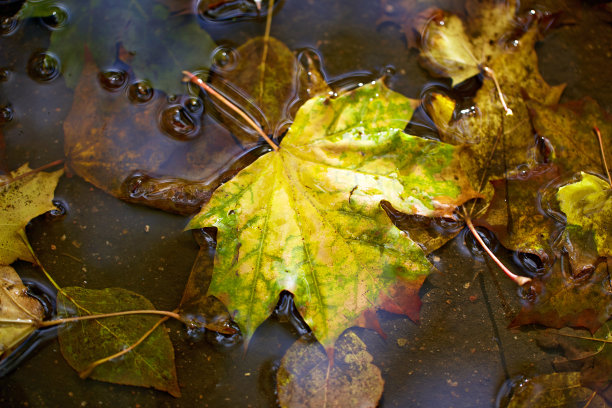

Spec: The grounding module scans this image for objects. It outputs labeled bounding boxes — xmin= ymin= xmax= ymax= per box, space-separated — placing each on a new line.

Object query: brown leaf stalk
xmin=462 ymin=209 xmax=531 ymax=286
xmin=482 ymin=66 xmax=513 ymax=116
xmin=0 ymin=159 xmax=64 ymax=187
xmin=594 ymin=126 xmax=612 ymax=189
xmin=182 ymin=70 xmax=279 ymax=151
xmin=37 ymin=309 xmax=181 ymax=327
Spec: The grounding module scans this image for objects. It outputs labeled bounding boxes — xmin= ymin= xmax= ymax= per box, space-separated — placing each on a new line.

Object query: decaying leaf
xmin=210 ymin=36 xmax=330 ymax=141
xmin=0 ymin=265 xmax=44 ymax=358
xmin=475 ymin=164 xmax=562 ymax=265
xmin=19 ymin=0 xmax=216 ymax=94
xmin=187 ymin=80 xmax=479 ymax=349
xmin=557 ymin=172 xmax=612 ymax=258
xmin=64 ymin=53 xmax=250 ymax=211
xmin=57 ymin=287 xmax=180 ymax=397
xmin=506 ymin=372 xmax=606 ymax=408
xmin=277 ymin=331 xmax=383 ymax=408
xmin=0 ymin=164 xmax=63 ymax=265
xmin=511 ymin=261 xmax=612 ymax=334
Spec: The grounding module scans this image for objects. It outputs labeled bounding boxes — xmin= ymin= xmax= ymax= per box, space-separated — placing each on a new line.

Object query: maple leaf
xmin=510 ymin=261 xmax=612 ymax=334
xmin=557 ymin=172 xmax=612 ymax=258
xmin=0 ymin=265 xmax=44 ymax=358
xmin=57 ymin=286 xmax=180 ymax=397
xmin=19 ymin=0 xmax=216 ymax=94
xmin=187 ymin=80 xmax=479 ymax=349
xmin=0 ymin=164 xmax=63 ymax=265
xmin=277 ymin=331 xmax=383 ymax=408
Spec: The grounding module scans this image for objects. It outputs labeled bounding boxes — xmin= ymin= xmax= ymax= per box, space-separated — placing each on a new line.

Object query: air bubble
xmin=185 ymin=97 xmax=203 ymax=114
xmin=0 ymin=105 xmax=13 ymax=124
xmin=27 ymin=52 xmax=60 ymax=82
xmin=212 ymin=46 xmax=237 ymax=70
xmin=512 ymin=251 xmax=546 ymax=277
xmin=159 ymin=105 xmax=199 ymax=141
xmin=40 ymin=6 xmax=70 ymax=30
xmin=98 ymin=69 xmax=127 ymax=91
xmin=0 ymin=67 xmax=10 ymax=82
xmin=128 ymin=80 xmax=154 ymax=103
xmin=1 ymin=17 xmax=19 ymax=36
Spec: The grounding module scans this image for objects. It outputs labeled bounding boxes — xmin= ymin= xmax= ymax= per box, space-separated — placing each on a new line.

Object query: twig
xmin=182 ymin=71 xmax=279 ymax=151
xmin=594 ymin=126 xmax=612 ymax=189
xmin=37 ymin=309 xmax=181 ymax=327
xmin=462 ymin=208 xmax=531 ymax=286
xmin=0 ymin=159 xmax=64 ymax=187
xmin=79 ymin=316 xmax=169 ymax=379
xmin=259 ymin=0 xmax=275 ymax=105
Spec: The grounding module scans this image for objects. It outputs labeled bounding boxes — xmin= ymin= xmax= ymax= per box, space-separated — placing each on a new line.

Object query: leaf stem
xmin=259 ymin=0 xmax=274 ymax=105
xmin=462 ymin=209 xmax=531 ymax=286
xmin=482 ymin=66 xmax=513 ymax=116
xmin=37 ymin=309 xmax=181 ymax=327
xmin=78 ymin=316 xmax=169 ymax=379
xmin=182 ymin=71 xmax=279 ymax=151
xmin=0 ymin=159 xmax=64 ymax=187
xmin=594 ymin=126 xmax=612 ymax=189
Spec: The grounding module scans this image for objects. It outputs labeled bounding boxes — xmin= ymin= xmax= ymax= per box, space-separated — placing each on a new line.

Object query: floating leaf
xmin=277 ymin=331 xmax=383 ymax=408
xmin=511 ymin=261 xmax=612 ymax=334
xmin=187 ymin=80 xmax=478 ymax=348
xmin=0 ymin=164 xmax=63 ymax=265
xmin=57 ymin=287 xmax=180 ymax=397
xmin=557 ymin=172 xmax=612 ymax=258
xmin=64 ymin=52 xmax=250 ymax=212
xmin=210 ymin=37 xmax=330 ymax=140
xmin=507 ymin=372 xmax=606 ymax=408
xmin=0 ymin=265 xmax=44 ymax=358
xmin=20 ymin=0 xmax=216 ymax=94
xmin=475 ymin=164 xmax=562 ymax=265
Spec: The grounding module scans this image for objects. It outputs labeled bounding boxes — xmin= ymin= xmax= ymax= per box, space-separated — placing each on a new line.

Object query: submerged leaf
xmin=511 ymin=261 xmax=612 ymax=334
xmin=277 ymin=331 xmax=383 ymax=408
xmin=20 ymin=0 xmax=215 ymax=94
xmin=187 ymin=80 xmax=478 ymax=348
xmin=0 ymin=164 xmax=63 ymax=265
xmin=57 ymin=287 xmax=180 ymax=397
xmin=507 ymin=372 xmax=606 ymax=408
xmin=557 ymin=172 xmax=612 ymax=258
xmin=0 ymin=266 xmax=44 ymax=358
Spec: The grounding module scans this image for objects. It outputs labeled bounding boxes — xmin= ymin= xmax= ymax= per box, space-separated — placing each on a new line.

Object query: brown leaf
xmin=277 ymin=331 xmax=384 ymax=408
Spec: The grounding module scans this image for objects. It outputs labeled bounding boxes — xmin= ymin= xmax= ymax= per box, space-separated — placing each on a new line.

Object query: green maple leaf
xmin=0 ymin=164 xmax=63 ymax=265
xmin=19 ymin=0 xmax=215 ymax=94
xmin=187 ymin=80 xmax=478 ymax=348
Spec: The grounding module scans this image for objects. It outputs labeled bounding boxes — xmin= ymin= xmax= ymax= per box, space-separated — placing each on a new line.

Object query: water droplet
xmin=0 ymin=67 xmax=10 ymax=82
xmin=0 ymin=105 xmax=13 ymax=124
xmin=1 ymin=16 xmax=19 ymax=36
xmin=46 ymin=199 xmax=68 ymax=220
xmin=167 ymin=94 xmax=178 ymax=103
xmin=212 ymin=46 xmax=237 ymax=70
xmin=98 ymin=69 xmax=127 ymax=91
xmin=159 ymin=104 xmax=199 ymax=141
xmin=40 ymin=5 xmax=70 ymax=30
xmin=515 ymin=164 xmax=530 ymax=180
xmin=383 ymin=65 xmax=396 ymax=77
xmin=185 ymin=97 xmax=203 ymax=114
xmin=27 ymin=52 xmax=60 ymax=82
xmin=128 ymin=80 xmax=154 ymax=103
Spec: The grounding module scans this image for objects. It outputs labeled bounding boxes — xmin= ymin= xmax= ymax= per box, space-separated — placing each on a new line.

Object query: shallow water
xmin=1 ymin=0 xmax=612 ymax=406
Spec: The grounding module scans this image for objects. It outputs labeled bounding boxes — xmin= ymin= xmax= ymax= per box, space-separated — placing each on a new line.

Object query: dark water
xmin=1 ymin=0 xmax=612 ymax=406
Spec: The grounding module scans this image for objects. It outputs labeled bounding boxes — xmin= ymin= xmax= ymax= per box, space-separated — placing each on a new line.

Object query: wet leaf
xmin=0 ymin=265 xmax=44 ymax=358
xmin=57 ymin=287 xmax=180 ymax=397
xmin=475 ymin=164 xmax=562 ymax=265
xmin=210 ymin=37 xmax=330 ymax=140
xmin=528 ymin=98 xmax=612 ymax=177
xmin=64 ymin=53 xmax=250 ymax=211
xmin=511 ymin=261 xmax=612 ymax=334
xmin=20 ymin=0 xmax=215 ymax=94
xmin=187 ymin=80 xmax=479 ymax=348
xmin=0 ymin=164 xmax=63 ymax=265
xmin=277 ymin=331 xmax=383 ymax=408
xmin=557 ymin=172 xmax=612 ymax=258
xmin=536 ymin=322 xmax=612 ymax=404
xmin=507 ymin=372 xmax=606 ymax=408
